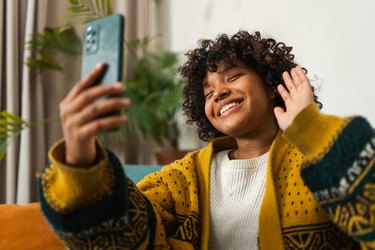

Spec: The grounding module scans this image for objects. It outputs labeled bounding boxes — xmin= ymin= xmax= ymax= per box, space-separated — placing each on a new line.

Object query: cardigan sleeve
xmin=38 ymin=140 xmax=173 ymax=249
xmin=284 ymin=103 xmax=375 ymax=248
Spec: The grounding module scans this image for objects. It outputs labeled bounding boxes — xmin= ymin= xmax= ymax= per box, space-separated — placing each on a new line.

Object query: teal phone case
xmin=81 ymin=14 xmax=124 ymax=85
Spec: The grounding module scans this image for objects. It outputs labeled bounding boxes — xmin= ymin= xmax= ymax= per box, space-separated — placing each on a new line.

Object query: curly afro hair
xmin=179 ymin=30 xmax=322 ymax=142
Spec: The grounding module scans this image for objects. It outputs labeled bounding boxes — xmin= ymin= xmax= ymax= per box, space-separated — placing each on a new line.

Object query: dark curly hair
xmin=179 ymin=30 xmax=322 ymax=142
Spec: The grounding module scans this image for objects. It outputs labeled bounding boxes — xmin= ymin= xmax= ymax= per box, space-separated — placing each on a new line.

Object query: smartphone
xmin=81 ymin=14 xmax=125 ymax=102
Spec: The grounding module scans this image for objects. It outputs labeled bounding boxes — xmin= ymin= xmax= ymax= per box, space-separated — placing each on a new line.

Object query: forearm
xmin=38 ymin=141 xmax=156 ymax=249
xmin=284 ymin=104 xmax=375 ymax=247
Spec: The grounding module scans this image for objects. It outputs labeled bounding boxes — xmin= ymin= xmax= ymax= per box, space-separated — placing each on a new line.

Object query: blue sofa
xmin=124 ymin=164 xmax=162 ymax=183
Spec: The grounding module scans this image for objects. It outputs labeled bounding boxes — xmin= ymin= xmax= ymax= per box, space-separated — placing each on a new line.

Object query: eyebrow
xmin=219 ymin=64 xmax=237 ymax=74
xmin=203 ymin=79 xmax=208 ymax=88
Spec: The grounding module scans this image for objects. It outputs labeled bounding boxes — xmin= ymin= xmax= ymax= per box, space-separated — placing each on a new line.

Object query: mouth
xmin=219 ymin=101 xmax=242 ymax=116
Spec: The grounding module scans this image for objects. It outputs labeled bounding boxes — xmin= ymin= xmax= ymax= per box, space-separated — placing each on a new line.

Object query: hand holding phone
xmin=59 ymin=14 xmax=130 ymax=166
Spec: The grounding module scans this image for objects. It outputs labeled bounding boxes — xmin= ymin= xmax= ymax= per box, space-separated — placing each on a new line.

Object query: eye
xmin=204 ymin=91 xmax=214 ymax=100
xmin=227 ymin=73 xmax=242 ymax=82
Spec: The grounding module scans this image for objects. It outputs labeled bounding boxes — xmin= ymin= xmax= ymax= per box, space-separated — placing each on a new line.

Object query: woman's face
xmin=203 ymin=62 xmax=277 ymax=139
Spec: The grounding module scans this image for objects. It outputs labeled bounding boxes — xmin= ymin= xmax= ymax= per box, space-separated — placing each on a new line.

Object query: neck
xmin=231 ymin=123 xmax=278 ymax=160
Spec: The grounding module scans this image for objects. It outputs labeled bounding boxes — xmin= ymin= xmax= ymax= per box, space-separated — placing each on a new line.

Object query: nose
xmin=213 ymin=85 xmax=230 ymax=102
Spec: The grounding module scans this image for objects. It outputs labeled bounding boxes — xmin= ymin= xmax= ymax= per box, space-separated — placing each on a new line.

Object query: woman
xmin=39 ymin=30 xmax=374 ymax=249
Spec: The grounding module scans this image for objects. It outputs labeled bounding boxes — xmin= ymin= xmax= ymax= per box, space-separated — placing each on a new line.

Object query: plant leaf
xmin=0 ymin=112 xmax=32 ymax=162
xmin=0 ymin=147 xmax=6 ymax=161
xmin=0 ymin=111 xmax=29 ymax=126
xmin=26 ymin=27 xmax=81 ymax=71
xmin=27 ymin=27 xmax=81 ymax=56
xmin=64 ymin=0 xmax=111 ymax=27
xmin=124 ymin=49 xmax=184 ymax=146
xmin=154 ymin=0 xmax=163 ymax=6
xmin=26 ymin=56 xmax=63 ymax=72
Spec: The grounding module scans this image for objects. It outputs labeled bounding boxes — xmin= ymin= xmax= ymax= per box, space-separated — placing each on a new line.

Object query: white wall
xmin=161 ymin=0 xmax=375 ymax=146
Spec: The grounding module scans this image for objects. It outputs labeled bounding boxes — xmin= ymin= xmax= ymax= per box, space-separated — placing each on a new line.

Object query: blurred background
xmin=1 ymin=0 xmax=374 ymax=204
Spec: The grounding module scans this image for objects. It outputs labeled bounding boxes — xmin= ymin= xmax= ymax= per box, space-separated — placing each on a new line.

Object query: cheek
xmin=204 ymin=101 xmax=214 ymax=121
xmin=251 ymin=85 xmax=271 ymax=106
xmin=204 ymin=103 xmax=210 ymax=118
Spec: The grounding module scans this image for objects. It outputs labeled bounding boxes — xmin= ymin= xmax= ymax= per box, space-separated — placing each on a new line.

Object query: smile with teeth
xmin=220 ymin=102 xmax=240 ymax=115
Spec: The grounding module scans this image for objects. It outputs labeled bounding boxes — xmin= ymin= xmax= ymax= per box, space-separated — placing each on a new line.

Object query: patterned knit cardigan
xmin=39 ymin=104 xmax=375 ymax=249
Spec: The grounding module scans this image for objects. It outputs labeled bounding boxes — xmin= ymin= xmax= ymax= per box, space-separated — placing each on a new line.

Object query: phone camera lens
xmin=87 ymin=26 xmax=93 ymax=33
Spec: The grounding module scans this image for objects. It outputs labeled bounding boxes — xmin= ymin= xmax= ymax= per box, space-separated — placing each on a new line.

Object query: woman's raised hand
xmin=274 ymin=66 xmax=314 ymax=131
xmin=59 ymin=62 xmax=131 ymax=166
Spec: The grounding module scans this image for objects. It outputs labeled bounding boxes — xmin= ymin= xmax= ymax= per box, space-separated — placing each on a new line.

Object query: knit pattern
xmin=138 ymin=152 xmax=201 ymax=248
xmin=301 ymin=117 xmax=375 ymax=248
xmin=282 ymin=222 xmax=357 ymax=249
xmin=41 ymin=140 xmax=115 ymax=213
xmin=270 ymin=143 xmax=355 ymax=250
xmin=39 ymin=149 xmax=155 ymax=249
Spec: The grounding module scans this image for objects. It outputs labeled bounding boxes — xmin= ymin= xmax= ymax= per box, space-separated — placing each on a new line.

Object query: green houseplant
xmin=125 ymin=48 xmax=184 ymax=149
xmin=0 ymin=0 xmax=187 ymax=164
xmin=125 ymin=44 xmax=187 ymax=164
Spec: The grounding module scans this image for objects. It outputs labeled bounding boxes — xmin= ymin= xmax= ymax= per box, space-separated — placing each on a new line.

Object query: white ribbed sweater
xmin=209 ymin=150 xmax=269 ymax=250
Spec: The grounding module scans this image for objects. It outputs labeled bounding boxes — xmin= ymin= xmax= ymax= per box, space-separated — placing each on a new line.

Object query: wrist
xmin=283 ymin=104 xmax=350 ymax=164
xmin=65 ymin=139 xmax=97 ymax=167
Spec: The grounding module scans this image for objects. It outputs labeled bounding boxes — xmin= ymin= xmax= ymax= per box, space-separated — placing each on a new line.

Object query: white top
xmin=209 ymin=149 xmax=269 ymax=250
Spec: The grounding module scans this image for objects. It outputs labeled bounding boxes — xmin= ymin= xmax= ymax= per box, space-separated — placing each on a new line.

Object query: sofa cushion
xmin=124 ymin=164 xmax=162 ymax=183
xmin=0 ymin=202 xmax=64 ymax=249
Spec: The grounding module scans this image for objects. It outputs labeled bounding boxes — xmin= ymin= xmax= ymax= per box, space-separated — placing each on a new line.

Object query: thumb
xmin=273 ymin=106 xmax=285 ymax=121
xmin=273 ymin=106 xmax=288 ymax=131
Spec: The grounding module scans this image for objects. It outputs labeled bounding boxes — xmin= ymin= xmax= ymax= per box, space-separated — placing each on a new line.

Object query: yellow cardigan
xmin=40 ymin=104 xmax=375 ymax=249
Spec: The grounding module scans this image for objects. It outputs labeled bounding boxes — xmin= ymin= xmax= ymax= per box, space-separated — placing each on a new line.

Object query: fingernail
xmin=120 ymin=115 xmax=128 ymax=122
xmin=95 ymin=62 xmax=104 ymax=69
xmin=115 ymin=83 xmax=123 ymax=89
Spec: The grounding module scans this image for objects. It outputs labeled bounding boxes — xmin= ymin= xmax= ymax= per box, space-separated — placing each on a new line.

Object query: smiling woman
xmin=180 ymin=31 xmax=322 ymax=142
xmin=38 ymin=28 xmax=374 ymax=249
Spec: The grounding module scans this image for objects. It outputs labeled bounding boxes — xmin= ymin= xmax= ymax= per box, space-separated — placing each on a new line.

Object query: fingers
xmin=60 ymin=83 xmax=124 ymax=120
xmin=59 ymin=62 xmax=130 ymax=143
xmin=64 ymin=97 xmax=130 ymax=145
xmin=292 ymin=66 xmax=312 ymax=88
xmin=293 ymin=66 xmax=309 ymax=88
xmin=75 ymin=115 xmax=128 ymax=139
xmin=64 ymin=62 xmax=107 ymax=103
xmin=273 ymin=106 xmax=285 ymax=119
xmin=60 ymin=62 xmax=128 ymax=166
xmin=283 ymin=66 xmax=310 ymax=91
xmin=274 ymin=106 xmax=291 ymax=131
xmin=70 ymin=98 xmax=131 ymax=127
xmin=277 ymin=84 xmax=291 ymax=104
xmin=282 ymin=71 xmax=297 ymax=93
xmin=290 ymin=67 xmax=301 ymax=87
xmin=276 ymin=66 xmax=314 ymax=131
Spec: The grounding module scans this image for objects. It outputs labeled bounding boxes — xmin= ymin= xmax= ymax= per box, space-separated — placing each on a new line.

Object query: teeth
xmin=220 ymin=102 xmax=239 ymax=115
